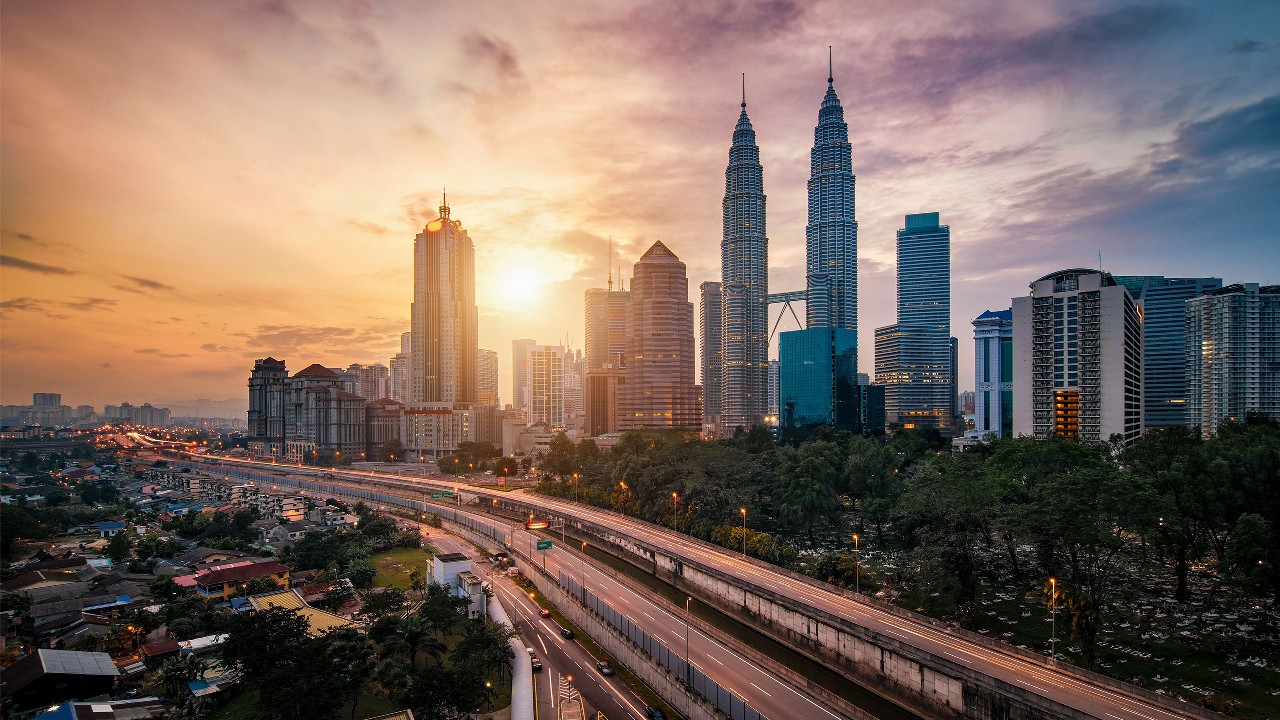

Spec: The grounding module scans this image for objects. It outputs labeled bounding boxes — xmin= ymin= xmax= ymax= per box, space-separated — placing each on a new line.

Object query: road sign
xmin=536 ymin=539 xmax=553 ymax=551
xmin=442 ymin=491 xmax=455 ymax=497
xmin=430 ymin=492 xmax=442 ymax=499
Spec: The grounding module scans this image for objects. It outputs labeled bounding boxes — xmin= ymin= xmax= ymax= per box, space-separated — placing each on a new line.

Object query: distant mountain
xmin=158 ymin=397 xmax=248 ymax=419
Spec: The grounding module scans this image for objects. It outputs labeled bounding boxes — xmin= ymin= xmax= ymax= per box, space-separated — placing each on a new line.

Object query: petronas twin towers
xmin=709 ymin=54 xmax=858 ymax=435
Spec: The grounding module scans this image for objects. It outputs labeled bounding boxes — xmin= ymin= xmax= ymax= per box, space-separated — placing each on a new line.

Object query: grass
xmin=371 ymin=546 xmax=434 ymax=589
xmin=208 ymin=689 xmax=404 ymax=720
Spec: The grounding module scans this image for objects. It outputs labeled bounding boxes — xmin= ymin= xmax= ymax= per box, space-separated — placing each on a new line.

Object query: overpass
xmin=177 ymin=454 xmax=1221 ymax=720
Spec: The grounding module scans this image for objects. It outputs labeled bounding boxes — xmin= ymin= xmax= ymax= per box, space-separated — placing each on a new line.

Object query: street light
xmin=852 ymin=533 xmax=860 ymax=594
xmin=671 ymin=491 xmax=678 ymax=516
xmin=739 ymin=508 xmax=747 ymax=556
xmin=1049 ymin=577 xmax=1057 ymax=660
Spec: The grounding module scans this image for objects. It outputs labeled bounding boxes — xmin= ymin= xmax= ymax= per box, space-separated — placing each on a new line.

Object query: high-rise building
xmin=699 ymin=281 xmax=722 ymax=436
xmin=620 ymin=241 xmax=701 ymax=430
xmin=1185 ymin=283 xmax=1280 ymax=434
xmin=390 ymin=332 xmax=411 ymax=404
xmin=1114 ymin=276 xmax=1223 ymax=429
xmin=512 ymin=339 xmax=536 ymax=411
xmin=32 ymin=393 xmax=61 ymax=408
xmin=719 ymin=81 xmax=769 ymax=435
xmin=521 ymin=344 xmax=566 ymax=428
xmin=586 ymin=364 xmax=624 ymax=437
xmin=585 ymin=288 xmax=631 ymax=372
xmin=767 ymin=359 xmax=779 ymax=420
xmin=874 ymin=213 xmax=952 ymax=429
xmin=564 ymin=349 xmax=585 ymax=422
xmin=248 ymin=357 xmax=288 ymax=455
xmin=477 ymin=349 xmax=499 ymax=406
xmin=356 ymin=363 xmax=390 ymax=401
xmin=1013 ymin=269 xmax=1142 ymax=444
xmin=805 ymin=53 xmax=858 ymax=333
xmin=779 ymin=327 xmax=857 ymax=431
xmin=410 ymin=196 xmax=478 ymax=404
xmin=973 ymin=309 xmax=1014 ymax=437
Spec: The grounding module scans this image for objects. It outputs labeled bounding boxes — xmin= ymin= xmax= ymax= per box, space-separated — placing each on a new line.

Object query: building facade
xmin=874 ymin=213 xmax=952 ymax=428
xmin=521 ymin=344 xmax=566 ymax=428
xmin=719 ymin=87 xmax=769 ymax=434
xmin=620 ymin=241 xmax=702 ymax=430
xmin=477 ymin=349 xmax=499 ymax=406
xmin=586 ymin=365 xmax=624 ymax=437
xmin=779 ymin=327 xmax=858 ymax=430
xmin=699 ymin=281 xmax=722 ymax=437
xmin=1185 ymin=283 xmax=1280 ymax=434
xmin=1114 ymin=275 xmax=1223 ymax=430
xmin=973 ymin=309 xmax=1014 ymax=437
xmin=1013 ymin=270 xmax=1143 ymax=444
xmin=805 ymin=59 xmax=859 ymax=334
xmin=411 ymin=197 xmax=478 ymax=405
xmin=585 ymin=288 xmax=631 ymax=372
xmin=511 ymin=339 xmax=536 ymax=412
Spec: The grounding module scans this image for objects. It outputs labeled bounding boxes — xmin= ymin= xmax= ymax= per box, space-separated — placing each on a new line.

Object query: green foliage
xmin=1 ymin=505 xmax=47 ymax=559
xmin=105 ymin=531 xmax=133 ymax=564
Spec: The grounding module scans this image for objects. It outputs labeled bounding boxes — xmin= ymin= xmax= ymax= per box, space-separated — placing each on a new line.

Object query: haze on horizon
xmin=2 ymin=0 xmax=1278 ymax=413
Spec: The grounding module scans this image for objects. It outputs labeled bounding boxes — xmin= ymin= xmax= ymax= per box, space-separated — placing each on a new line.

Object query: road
xmin=177 ymin=452 xmax=1205 ymax=720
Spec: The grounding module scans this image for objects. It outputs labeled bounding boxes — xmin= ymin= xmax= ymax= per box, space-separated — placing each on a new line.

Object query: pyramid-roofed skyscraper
xmin=806 ymin=52 xmax=858 ymax=333
xmin=718 ymin=77 xmax=769 ymax=435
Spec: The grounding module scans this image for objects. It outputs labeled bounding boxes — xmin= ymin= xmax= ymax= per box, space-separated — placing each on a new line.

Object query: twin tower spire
xmin=711 ymin=48 xmax=858 ymax=435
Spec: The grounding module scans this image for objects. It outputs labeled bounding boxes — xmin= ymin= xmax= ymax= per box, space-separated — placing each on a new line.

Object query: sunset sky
xmin=2 ymin=1 xmax=1278 ymax=414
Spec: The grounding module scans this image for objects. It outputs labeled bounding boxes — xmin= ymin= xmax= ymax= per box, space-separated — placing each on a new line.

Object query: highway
xmin=172 ymin=451 xmax=1205 ymax=720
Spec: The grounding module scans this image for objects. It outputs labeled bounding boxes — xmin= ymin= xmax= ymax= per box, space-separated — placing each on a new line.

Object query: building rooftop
xmin=195 ymin=560 xmax=289 ymax=587
xmin=292 ymin=363 xmax=337 ymax=378
xmin=435 ymin=552 xmax=468 ymax=563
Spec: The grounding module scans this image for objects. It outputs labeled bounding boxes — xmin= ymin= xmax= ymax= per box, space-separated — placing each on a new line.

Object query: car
xmin=643 ymin=708 xmax=666 ymax=720
xmin=560 ymin=627 xmax=575 ymax=640
xmin=526 ymin=647 xmax=536 ymax=657
xmin=539 ymin=608 xmax=552 ymax=618
xmin=530 ymin=657 xmax=543 ymax=672
xmin=595 ymin=660 xmax=614 ymax=676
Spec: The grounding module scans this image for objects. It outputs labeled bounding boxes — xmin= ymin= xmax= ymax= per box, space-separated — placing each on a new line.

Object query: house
xmin=428 ymin=553 xmax=488 ymax=620
xmin=269 ymin=521 xmax=316 ymax=543
xmin=178 ymin=546 xmax=250 ymax=570
xmin=33 ymin=697 xmax=167 ymax=719
xmin=0 ymin=649 xmax=119 ymax=709
xmin=97 ymin=521 xmax=126 ymax=538
xmin=193 ymin=560 xmax=290 ymax=602
xmin=248 ymin=589 xmax=354 ymax=637
xmin=140 ymin=639 xmax=182 ymax=667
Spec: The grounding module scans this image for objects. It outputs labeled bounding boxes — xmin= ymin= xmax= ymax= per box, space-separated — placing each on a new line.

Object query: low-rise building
xmin=193 ymin=560 xmax=290 ymax=602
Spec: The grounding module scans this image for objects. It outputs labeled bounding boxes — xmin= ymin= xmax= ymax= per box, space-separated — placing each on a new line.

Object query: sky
xmin=2 ymin=0 xmax=1278 ymax=415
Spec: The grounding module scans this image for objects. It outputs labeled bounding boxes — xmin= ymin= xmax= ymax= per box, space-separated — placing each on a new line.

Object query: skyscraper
xmin=511 ymin=338 xmax=535 ymax=411
xmin=1114 ymin=275 xmax=1223 ymax=429
xmin=585 ymin=288 xmax=631 ymax=371
xmin=390 ymin=332 xmax=411 ymax=403
xmin=1013 ymin=269 xmax=1142 ymax=444
xmin=805 ymin=52 xmax=858 ymax=332
xmin=410 ymin=196 xmax=477 ymax=404
xmin=973 ymin=309 xmax=1014 ymax=437
xmin=1185 ymin=283 xmax=1280 ymax=434
xmin=719 ymin=79 xmax=769 ymax=435
xmin=874 ymin=213 xmax=951 ymax=429
xmin=699 ymin=281 xmax=722 ymax=436
xmin=779 ymin=327 xmax=857 ymax=431
xmin=620 ymin=241 xmax=701 ymax=430
xmin=477 ymin=349 xmax=499 ymax=406
xmin=521 ymin=344 xmax=566 ymax=428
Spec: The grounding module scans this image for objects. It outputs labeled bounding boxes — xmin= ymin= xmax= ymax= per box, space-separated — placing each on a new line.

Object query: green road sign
xmin=431 ymin=493 xmax=442 ymax=499
xmin=442 ymin=491 xmax=455 ymax=497
xmin=536 ymin=539 xmax=553 ymax=551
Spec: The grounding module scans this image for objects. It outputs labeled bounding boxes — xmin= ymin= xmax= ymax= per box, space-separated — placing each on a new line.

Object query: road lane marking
xmin=749 ymin=682 xmax=772 ymax=697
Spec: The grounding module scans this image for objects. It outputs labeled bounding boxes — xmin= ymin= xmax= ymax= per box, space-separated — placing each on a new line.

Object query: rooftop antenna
xmin=828 ymin=45 xmax=833 ymax=85
xmin=742 ymin=73 xmax=747 ymax=109
xmin=1099 ymin=250 xmax=1103 ymax=272
xmin=608 ymin=235 xmax=613 ymax=291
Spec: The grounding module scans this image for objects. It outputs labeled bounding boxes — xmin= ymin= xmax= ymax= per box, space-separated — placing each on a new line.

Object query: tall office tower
xmin=719 ymin=80 xmax=769 ymax=435
xmin=512 ymin=338 xmax=536 ymax=411
xmin=356 ymin=363 xmax=390 ymax=400
xmin=1013 ymin=269 xmax=1142 ymax=444
xmin=949 ymin=337 xmax=959 ymax=432
xmin=767 ymin=360 xmax=779 ymax=419
xmin=410 ymin=196 xmax=478 ymax=404
xmin=32 ymin=393 xmax=61 ymax=408
xmin=620 ymin=241 xmax=702 ymax=430
xmin=1115 ymin=275 xmax=1223 ymax=429
xmin=565 ymin=349 xmax=585 ymax=420
xmin=699 ymin=281 xmax=723 ymax=436
xmin=586 ymin=365 xmax=624 ymax=437
xmin=521 ymin=344 xmax=566 ymax=428
xmin=1186 ymin=283 xmax=1280 ymax=434
xmin=805 ymin=53 xmax=858 ymax=332
xmin=477 ymin=349 xmax=499 ymax=406
xmin=585 ymin=289 xmax=631 ymax=371
xmin=247 ymin=358 xmax=288 ymax=455
xmin=973 ymin=309 xmax=1014 ymax=437
xmin=390 ymin=332 xmax=411 ymax=403
xmin=874 ymin=213 xmax=951 ymax=429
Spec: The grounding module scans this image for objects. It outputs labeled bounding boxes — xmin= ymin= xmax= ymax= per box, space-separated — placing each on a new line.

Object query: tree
xmin=105 ymin=531 xmax=133 ymax=565
xmin=323 ymin=627 xmax=376 ymax=720
xmin=358 ymin=587 xmax=407 ymax=622
xmin=380 ymin=439 xmax=404 ymax=463
xmin=149 ymin=575 xmax=183 ymax=602
xmin=18 ymin=451 xmax=40 ymax=473
xmin=1 ymin=506 xmax=45 ymax=559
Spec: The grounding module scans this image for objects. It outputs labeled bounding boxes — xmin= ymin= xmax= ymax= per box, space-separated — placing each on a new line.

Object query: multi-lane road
xmin=178 ymin=452 xmax=1207 ymax=720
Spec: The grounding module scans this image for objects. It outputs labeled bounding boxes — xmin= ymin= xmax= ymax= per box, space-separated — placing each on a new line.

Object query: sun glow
xmin=487 ymin=264 xmax=550 ymax=313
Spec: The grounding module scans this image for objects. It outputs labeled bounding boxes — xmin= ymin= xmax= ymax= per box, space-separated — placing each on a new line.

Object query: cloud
xmin=1163 ymin=94 xmax=1280 ymax=163
xmin=200 ymin=343 xmax=235 ymax=352
xmin=347 ymin=219 xmax=393 ymax=235
xmin=121 ymin=275 xmax=176 ymax=292
xmin=1229 ymin=40 xmax=1265 ymax=55
xmin=135 ymin=348 xmax=192 ymax=358
xmin=462 ymin=33 xmax=523 ymax=79
xmin=0 ymin=296 xmax=115 ymax=318
xmin=0 ymin=254 xmax=77 ymax=275
xmin=62 ymin=297 xmax=118 ymax=312
xmin=244 ymin=322 xmax=403 ymax=359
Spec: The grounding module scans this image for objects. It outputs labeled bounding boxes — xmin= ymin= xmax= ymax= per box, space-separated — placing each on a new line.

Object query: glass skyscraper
xmin=779 ymin=327 xmax=857 ymax=430
xmin=973 ymin=309 xmax=1013 ymax=437
xmin=1185 ymin=283 xmax=1280 ymax=434
xmin=805 ymin=58 xmax=858 ymax=332
xmin=719 ymin=83 xmax=769 ymax=434
xmin=1114 ymin=275 xmax=1222 ymax=429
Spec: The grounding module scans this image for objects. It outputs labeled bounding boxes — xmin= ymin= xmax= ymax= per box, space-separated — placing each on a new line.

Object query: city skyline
xmin=3 ymin=2 xmax=1278 ymax=410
